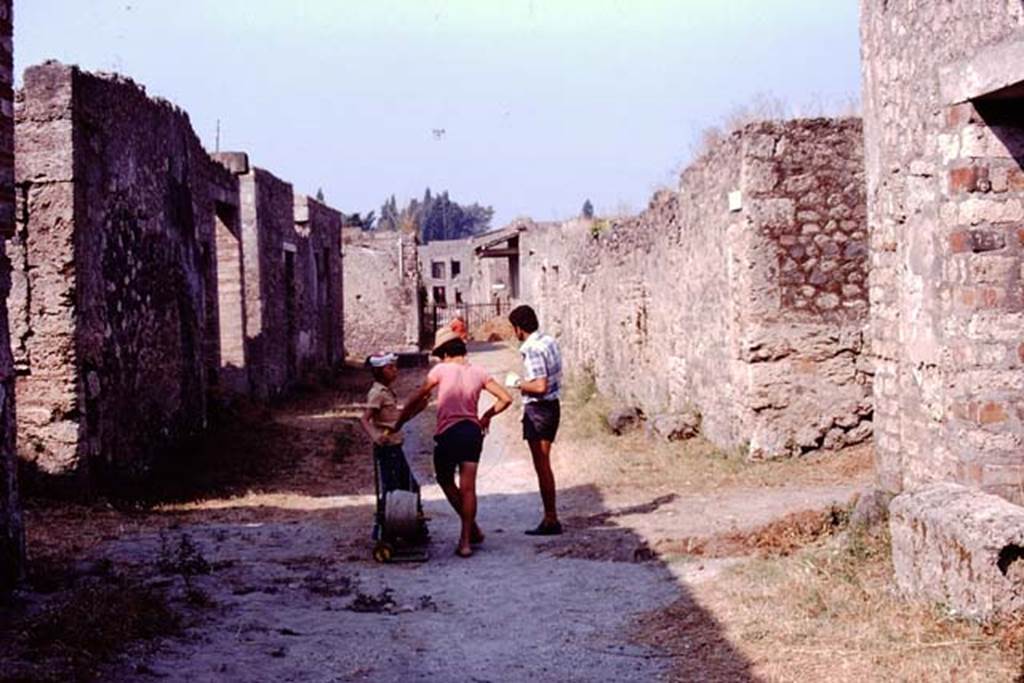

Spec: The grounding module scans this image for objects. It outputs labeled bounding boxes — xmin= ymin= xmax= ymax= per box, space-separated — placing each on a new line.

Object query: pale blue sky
xmin=16 ymin=1 xmax=861 ymax=228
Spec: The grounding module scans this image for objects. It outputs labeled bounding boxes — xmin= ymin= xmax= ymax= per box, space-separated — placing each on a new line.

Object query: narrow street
xmin=70 ymin=342 xmax=862 ymax=682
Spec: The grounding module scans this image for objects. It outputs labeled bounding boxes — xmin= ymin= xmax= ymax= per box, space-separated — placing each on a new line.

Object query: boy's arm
xmin=397 ymin=377 xmax=438 ymax=428
xmin=360 ymin=407 xmax=385 ymax=445
xmin=479 ymin=378 xmax=513 ymax=432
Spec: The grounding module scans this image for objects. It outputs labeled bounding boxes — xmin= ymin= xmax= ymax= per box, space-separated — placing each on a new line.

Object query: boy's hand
xmin=479 ymin=414 xmax=492 ymax=435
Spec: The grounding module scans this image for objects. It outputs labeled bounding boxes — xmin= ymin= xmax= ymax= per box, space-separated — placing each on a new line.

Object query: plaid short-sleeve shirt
xmin=519 ymin=331 xmax=562 ymax=403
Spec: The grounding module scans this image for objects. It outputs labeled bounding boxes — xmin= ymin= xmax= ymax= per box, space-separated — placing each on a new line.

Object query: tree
xmin=374 ymin=188 xmax=493 ymax=242
xmin=343 ymin=211 xmax=376 ymax=231
xmin=581 ymin=199 xmax=594 ymax=219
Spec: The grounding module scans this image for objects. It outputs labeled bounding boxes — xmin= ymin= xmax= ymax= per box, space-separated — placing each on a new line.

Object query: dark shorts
xmin=433 ymin=420 xmax=484 ymax=481
xmin=523 ymin=400 xmax=560 ymax=443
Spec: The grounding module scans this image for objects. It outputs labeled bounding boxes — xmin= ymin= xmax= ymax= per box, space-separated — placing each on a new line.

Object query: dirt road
xmin=11 ymin=342 xmax=869 ymax=682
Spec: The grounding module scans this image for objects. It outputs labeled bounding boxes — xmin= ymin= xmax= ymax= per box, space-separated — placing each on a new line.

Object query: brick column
xmin=0 ymin=0 xmax=22 ymax=595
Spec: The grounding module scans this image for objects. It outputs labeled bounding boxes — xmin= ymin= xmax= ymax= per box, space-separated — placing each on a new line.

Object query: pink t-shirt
xmin=428 ymin=362 xmax=491 ymax=436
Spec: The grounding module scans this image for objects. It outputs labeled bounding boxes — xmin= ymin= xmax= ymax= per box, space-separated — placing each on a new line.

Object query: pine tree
xmin=581 ymin=198 xmax=594 ymax=219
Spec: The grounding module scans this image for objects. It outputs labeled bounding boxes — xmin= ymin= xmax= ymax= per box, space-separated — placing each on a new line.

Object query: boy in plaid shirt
xmin=508 ymin=305 xmax=563 ymax=535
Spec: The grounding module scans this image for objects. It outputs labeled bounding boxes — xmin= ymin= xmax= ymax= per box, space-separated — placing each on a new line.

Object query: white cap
xmin=368 ymin=352 xmax=399 ymax=368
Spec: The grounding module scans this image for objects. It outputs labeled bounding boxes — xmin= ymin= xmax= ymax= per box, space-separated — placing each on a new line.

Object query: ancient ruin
xmin=518 ymin=118 xmax=870 ymax=459
xmin=342 ymin=227 xmax=420 ymax=356
xmin=0 ymin=0 xmax=19 ymax=594
xmin=862 ymin=0 xmax=1024 ymax=618
xmin=0 ymin=0 xmax=1020 ymax=641
xmin=10 ymin=63 xmax=344 ymax=489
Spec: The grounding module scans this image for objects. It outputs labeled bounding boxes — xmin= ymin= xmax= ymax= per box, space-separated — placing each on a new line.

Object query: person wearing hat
xmin=396 ymin=327 xmax=512 ymax=557
xmin=361 ymin=352 xmax=420 ymax=512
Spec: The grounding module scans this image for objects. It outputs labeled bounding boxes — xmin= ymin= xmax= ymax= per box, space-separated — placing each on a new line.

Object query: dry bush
xmin=643 ymin=528 xmax=1024 ymax=681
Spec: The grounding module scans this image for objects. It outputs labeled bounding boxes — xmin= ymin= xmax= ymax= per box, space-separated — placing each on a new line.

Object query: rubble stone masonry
xmin=522 ymin=118 xmax=869 ymax=459
xmin=342 ymin=228 xmax=420 ymax=357
xmin=0 ymin=0 xmax=20 ymax=593
xmin=11 ymin=62 xmax=239 ymax=485
xmin=861 ymin=0 xmax=1024 ymax=617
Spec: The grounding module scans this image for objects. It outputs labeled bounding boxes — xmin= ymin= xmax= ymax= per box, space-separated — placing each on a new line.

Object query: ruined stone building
xmin=862 ymin=0 xmax=1024 ymax=618
xmin=470 ymin=223 xmax=527 ymax=308
xmin=418 ymin=237 xmax=473 ymax=307
xmin=0 ymin=0 xmax=21 ymax=594
xmin=520 ymin=118 xmax=870 ymax=460
xmin=342 ymin=227 xmax=420 ymax=357
xmin=10 ymin=63 xmax=343 ymax=489
xmin=212 ymin=155 xmax=344 ymax=399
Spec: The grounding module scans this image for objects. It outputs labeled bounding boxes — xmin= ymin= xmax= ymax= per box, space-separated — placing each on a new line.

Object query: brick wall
xmin=861 ymin=0 xmax=1024 ymax=618
xmin=0 ymin=0 xmax=20 ymax=594
xmin=861 ymin=1 xmax=1024 ymax=500
xmin=521 ymin=118 xmax=869 ymax=458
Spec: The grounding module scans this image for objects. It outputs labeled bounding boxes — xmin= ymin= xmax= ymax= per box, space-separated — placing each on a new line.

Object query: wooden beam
xmin=478 ymin=248 xmax=519 ymax=258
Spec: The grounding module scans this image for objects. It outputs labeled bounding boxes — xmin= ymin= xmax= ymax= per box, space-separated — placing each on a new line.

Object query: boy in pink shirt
xmin=398 ymin=327 xmax=512 ymax=557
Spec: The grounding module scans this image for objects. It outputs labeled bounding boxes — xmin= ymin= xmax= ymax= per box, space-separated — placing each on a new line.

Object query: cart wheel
xmin=373 ymin=542 xmax=394 ymax=563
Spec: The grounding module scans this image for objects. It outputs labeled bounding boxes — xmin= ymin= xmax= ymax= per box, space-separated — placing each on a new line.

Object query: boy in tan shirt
xmin=360 ymin=353 xmax=422 ymax=542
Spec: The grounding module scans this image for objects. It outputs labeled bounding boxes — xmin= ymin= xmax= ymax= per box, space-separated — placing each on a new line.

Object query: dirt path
xmin=9 ymin=342 xmax=870 ymax=682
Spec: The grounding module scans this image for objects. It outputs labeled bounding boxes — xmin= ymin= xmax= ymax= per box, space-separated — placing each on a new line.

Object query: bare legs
xmin=436 ymin=461 xmax=482 ymax=556
xmin=528 ymin=439 xmax=559 ymax=525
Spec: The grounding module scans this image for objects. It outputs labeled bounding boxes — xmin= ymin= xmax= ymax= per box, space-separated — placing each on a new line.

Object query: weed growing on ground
xmin=659 ymin=527 xmax=1024 ymax=681
xmin=157 ymin=532 xmax=212 ymax=605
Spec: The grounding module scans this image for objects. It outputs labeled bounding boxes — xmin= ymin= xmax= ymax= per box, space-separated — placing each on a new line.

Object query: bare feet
xmin=455 ymin=545 xmax=473 ymax=558
xmin=470 ymin=524 xmax=485 ymax=545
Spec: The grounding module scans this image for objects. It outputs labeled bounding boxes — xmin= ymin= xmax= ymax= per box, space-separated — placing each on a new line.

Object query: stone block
xmin=890 ymin=483 xmax=1024 ymax=620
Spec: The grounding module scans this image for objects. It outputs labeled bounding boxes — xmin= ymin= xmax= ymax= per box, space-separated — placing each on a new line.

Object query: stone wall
xmin=0 ymin=0 xmax=20 ymax=593
xmin=521 ymin=118 xmax=869 ymax=458
xmin=294 ymin=195 xmax=344 ymax=373
xmin=861 ymin=0 xmax=1024 ymax=617
xmin=237 ymin=167 xmax=297 ymax=400
xmin=342 ymin=228 xmax=420 ymax=357
xmin=11 ymin=63 xmax=238 ymax=484
xmin=418 ymin=237 xmax=473 ymax=306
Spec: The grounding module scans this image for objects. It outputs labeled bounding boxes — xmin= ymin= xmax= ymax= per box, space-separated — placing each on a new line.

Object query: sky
xmin=15 ymin=1 xmax=862 ymax=228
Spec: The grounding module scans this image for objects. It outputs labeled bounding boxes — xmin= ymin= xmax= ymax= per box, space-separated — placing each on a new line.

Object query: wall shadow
xmin=33 ymin=483 xmax=762 ymax=682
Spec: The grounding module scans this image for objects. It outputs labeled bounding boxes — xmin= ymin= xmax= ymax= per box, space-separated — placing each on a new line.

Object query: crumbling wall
xmin=294 ymin=195 xmax=344 ymax=373
xmin=522 ymin=118 xmax=869 ymax=458
xmin=861 ymin=0 xmax=1024 ymax=617
xmin=736 ymin=119 xmax=871 ymax=456
xmin=236 ymin=167 xmax=297 ymax=399
xmin=11 ymin=62 xmax=237 ymax=484
xmin=0 ymin=0 xmax=21 ymax=593
xmin=343 ymin=228 xmax=420 ymax=356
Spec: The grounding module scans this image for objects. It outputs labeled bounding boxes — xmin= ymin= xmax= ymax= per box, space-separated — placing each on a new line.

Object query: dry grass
xmin=641 ymin=528 xmax=1024 ymax=682
xmin=1 ymin=572 xmax=180 ymax=682
xmin=656 ymin=506 xmax=849 ymax=559
xmin=558 ymin=374 xmax=874 ymax=495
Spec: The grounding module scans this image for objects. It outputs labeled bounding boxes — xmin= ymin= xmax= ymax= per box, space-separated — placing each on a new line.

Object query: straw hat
xmin=432 ymin=326 xmax=461 ymax=354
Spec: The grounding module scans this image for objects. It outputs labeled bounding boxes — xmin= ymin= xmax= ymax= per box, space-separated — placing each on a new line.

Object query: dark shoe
xmin=524 ymin=521 xmax=563 ymax=536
